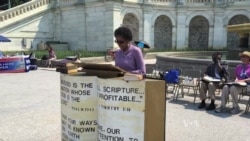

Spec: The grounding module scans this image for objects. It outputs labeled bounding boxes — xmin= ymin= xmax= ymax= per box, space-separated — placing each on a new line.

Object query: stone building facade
xmin=0 ymin=0 xmax=250 ymax=51
xmin=53 ymin=0 xmax=250 ymax=51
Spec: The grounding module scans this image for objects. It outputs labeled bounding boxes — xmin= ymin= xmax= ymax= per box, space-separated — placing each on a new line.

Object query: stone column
xmin=54 ymin=7 xmax=63 ymax=42
xmin=172 ymin=15 xmax=177 ymax=49
xmin=105 ymin=2 xmax=122 ymax=49
xmin=239 ymin=33 xmax=249 ymax=48
xmin=176 ymin=10 xmax=186 ymax=49
xmin=142 ymin=6 xmax=153 ymax=48
xmin=213 ymin=10 xmax=226 ymax=48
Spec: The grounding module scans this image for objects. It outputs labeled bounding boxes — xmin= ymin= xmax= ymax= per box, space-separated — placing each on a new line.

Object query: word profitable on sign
xmin=99 ymin=93 xmax=141 ymax=102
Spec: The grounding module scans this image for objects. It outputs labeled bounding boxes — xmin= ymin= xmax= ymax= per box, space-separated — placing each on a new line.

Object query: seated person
xmin=42 ymin=46 xmax=57 ymax=67
xmin=198 ymin=52 xmax=229 ymax=110
xmin=216 ymin=51 xmax=250 ymax=114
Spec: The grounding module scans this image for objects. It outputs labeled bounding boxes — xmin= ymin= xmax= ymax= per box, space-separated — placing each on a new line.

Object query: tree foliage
xmin=0 ymin=0 xmax=30 ymax=10
xmin=11 ymin=0 xmax=30 ymax=7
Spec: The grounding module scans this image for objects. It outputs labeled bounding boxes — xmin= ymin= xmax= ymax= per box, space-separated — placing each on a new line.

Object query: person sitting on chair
xmin=215 ymin=51 xmax=250 ymax=114
xmin=42 ymin=45 xmax=56 ymax=67
xmin=198 ymin=52 xmax=229 ymax=110
xmin=47 ymin=46 xmax=56 ymax=67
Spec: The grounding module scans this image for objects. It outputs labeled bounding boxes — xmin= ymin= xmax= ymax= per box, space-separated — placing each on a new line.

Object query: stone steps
xmin=0 ymin=0 xmax=51 ymax=30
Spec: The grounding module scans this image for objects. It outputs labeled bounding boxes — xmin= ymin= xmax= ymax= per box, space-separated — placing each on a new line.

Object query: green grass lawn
xmin=2 ymin=47 xmax=227 ymax=59
xmin=2 ymin=50 xmax=105 ymax=59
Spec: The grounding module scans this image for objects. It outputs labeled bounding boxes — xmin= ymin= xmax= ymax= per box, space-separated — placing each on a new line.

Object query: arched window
xmin=154 ymin=15 xmax=173 ymax=49
xmin=227 ymin=15 xmax=250 ymax=48
xmin=188 ymin=16 xmax=209 ymax=49
xmin=122 ymin=13 xmax=139 ymax=41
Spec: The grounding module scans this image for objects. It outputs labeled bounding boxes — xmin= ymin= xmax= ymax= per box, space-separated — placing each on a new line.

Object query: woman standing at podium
xmin=114 ymin=27 xmax=145 ymax=75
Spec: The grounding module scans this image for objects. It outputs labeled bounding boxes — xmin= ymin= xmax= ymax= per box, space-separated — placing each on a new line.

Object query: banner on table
xmin=0 ymin=56 xmax=30 ymax=73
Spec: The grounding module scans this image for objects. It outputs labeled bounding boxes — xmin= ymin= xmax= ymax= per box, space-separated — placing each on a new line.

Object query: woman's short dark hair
xmin=47 ymin=45 xmax=53 ymax=52
xmin=212 ymin=52 xmax=222 ymax=57
xmin=212 ymin=52 xmax=222 ymax=62
xmin=114 ymin=27 xmax=133 ymax=41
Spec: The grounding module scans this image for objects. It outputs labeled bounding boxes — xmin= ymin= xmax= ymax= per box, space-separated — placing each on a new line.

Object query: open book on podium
xmin=124 ymin=73 xmax=144 ymax=81
xmin=75 ymin=62 xmax=127 ymax=77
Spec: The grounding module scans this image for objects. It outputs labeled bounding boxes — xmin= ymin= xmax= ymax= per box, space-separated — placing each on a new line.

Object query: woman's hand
xmin=108 ymin=50 xmax=115 ymax=59
xmin=235 ymin=79 xmax=246 ymax=82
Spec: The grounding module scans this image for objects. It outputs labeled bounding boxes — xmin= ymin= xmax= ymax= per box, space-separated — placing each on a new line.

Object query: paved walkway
xmin=0 ymin=69 xmax=60 ymax=141
xmin=165 ymin=94 xmax=250 ymax=141
xmin=0 ymin=59 xmax=249 ymax=141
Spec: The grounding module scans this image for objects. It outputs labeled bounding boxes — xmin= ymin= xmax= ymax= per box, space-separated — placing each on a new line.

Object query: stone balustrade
xmin=147 ymin=0 xmax=177 ymax=6
xmin=147 ymin=0 xmax=213 ymax=5
xmin=149 ymin=0 xmax=174 ymax=2
xmin=226 ymin=0 xmax=249 ymax=2
xmin=58 ymin=0 xmax=78 ymax=6
xmin=147 ymin=0 xmax=250 ymax=5
xmin=0 ymin=0 xmax=50 ymax=22
xmin=0 ymin=0 xmax=248 ymax=21
xmin=186 ymin=0 xmax=214 ymax=4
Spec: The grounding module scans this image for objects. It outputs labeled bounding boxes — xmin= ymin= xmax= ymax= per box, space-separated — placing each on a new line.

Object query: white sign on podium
xmin=97 ymin=78 xmax=145 ymax=141
xmin=61 ymin=74 xmax=98 ymax=141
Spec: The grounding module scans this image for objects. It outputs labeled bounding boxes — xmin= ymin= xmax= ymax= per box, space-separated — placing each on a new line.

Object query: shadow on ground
xmin=166 ymin=92 xmax=250 ymax=119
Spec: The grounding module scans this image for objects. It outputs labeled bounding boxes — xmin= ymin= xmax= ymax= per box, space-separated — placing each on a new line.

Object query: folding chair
xmin=199 ymin=66 xmax=207 ymax=74
xmin=240 ymin=87 xmax=250 ymax=113
xmin=145 ymin=64 xmax=155 ymax=74
xmin=174 ymin=69 xmax=201 ymax=103
xmin=245 ymin=96 xmax=250 ymax=113
xmin=164 ymin=68 xmax=181 ymax=97
xmin=152 ymin=64 xmax=179 ymax=95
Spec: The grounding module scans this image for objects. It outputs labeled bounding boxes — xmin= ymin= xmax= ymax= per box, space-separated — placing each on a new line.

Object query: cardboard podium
xmin=60 ymin=69 xmax=166 ymax=141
